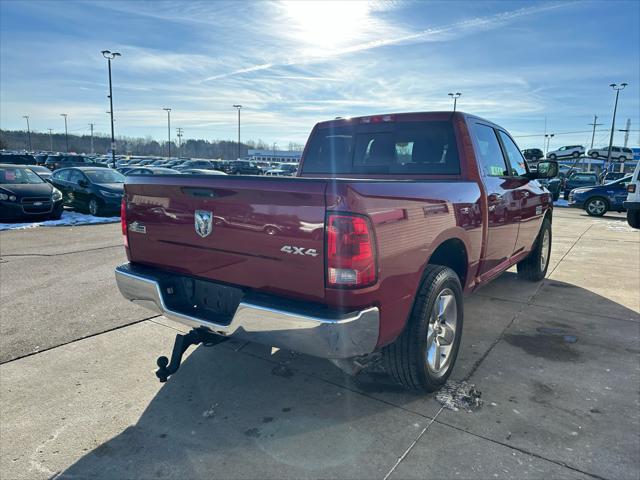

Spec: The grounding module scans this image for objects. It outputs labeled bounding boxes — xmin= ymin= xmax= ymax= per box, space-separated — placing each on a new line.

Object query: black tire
xmin=87 ymin=197 xmax=103 ymax=216
xmin=585 ymin=196 xmax=608 ymax=217
xmin=517 ymin=217 xmax=552 ymax=282
xmin=627 ymin=210 xmax=640 ymax=229
xmin=383 ymin=265 xmax=463 ymax=392
xmin=548 ymin=154 xmax=557 ymax=160
xmin=572 ymin=151 xmax=580 ymax=158
xmin=619 ymin=156 xmax=627 ymax=162
xmin=591 ymin=152 xmax=599 ymax=159
xmin=49 ymin=207 xmax=63 ymax=220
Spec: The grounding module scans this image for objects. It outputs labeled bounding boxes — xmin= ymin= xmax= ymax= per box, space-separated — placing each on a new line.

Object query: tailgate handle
xmin=181 ymin=187 xmax=217 ymax=198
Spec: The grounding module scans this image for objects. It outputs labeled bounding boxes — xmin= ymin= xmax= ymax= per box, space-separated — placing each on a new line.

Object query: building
xmin=248 ymin=149 xmax=302 ymax=163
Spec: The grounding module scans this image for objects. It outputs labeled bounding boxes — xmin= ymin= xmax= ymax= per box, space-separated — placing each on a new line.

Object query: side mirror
xmin=534 ymin=160 xmax=558 ymax=179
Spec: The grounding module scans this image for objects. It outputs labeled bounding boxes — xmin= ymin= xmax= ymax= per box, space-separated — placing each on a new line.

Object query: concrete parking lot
xmin=1 ymin=208 xmax=638 ymax=480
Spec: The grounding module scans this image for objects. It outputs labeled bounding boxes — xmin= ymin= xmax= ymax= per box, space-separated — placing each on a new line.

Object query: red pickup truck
xmin=115 ymin=112 xmax=557 ymax=392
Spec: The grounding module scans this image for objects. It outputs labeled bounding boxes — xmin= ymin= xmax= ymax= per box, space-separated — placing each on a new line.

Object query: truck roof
xmin=314 ymin=111 xmax=501 ymax=130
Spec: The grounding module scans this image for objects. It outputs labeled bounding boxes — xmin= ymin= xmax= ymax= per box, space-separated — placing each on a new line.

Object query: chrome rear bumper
xmin=115 ymin=263 xmax=379 ymax=359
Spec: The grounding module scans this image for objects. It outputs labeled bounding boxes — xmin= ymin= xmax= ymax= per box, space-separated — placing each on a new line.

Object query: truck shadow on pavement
xmin=60 ymin=275 xmax=640 ymax=480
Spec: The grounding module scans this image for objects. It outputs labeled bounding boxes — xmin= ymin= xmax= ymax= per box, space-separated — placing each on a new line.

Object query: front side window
xmin=498 ymin=131 xmax=527 ymax=176
xmin=470 ymin=123 xmax=508 ymax=177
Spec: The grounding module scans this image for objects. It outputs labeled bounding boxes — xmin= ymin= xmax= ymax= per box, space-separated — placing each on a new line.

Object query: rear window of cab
xmin=302 ymin=120 xmax=460 ymax=175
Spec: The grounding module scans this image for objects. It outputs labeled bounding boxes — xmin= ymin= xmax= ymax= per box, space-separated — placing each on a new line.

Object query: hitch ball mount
xmin=156 ymin=328 xmax=227 ymax=382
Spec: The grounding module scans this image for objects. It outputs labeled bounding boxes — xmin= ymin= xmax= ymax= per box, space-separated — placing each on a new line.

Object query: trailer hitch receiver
xmin=156 ymin=328 xmax=227 ymax=382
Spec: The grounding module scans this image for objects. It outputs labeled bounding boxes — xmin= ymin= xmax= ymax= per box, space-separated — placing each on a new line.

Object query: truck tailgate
xmin=124 ymin=176 xmax=327 ymax=301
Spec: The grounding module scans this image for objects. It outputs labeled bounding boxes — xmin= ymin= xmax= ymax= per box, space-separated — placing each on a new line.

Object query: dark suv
xmin=0 ymin=153 xmax=37 ymax=165
xmin=44 ymin=155 xmax=104 ymax=170
xmin=522 ymin=148 xmax=543 ymax=161
xmin=225 ymin=160 xmax=262 ymax=175
xmin=175 ymin=160 xmax=222 ymax=171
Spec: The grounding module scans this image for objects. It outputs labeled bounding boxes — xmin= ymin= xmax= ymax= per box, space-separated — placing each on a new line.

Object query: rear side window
xmin=53 ymin=170 xmax=70 ymax=181
xmin=302 ymin=121 xmax=460 ymax=175
xmin=469 ymin=123 xmax=508 ymax=177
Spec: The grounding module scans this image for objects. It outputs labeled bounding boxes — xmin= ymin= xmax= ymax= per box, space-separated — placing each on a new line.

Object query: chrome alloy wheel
xmin=540 ymin=227 xmax=550 ymax=271
xmin=426 ymin=288 xmax=458 ymax=376
xmin=587 ymin=198 xmax=606 ymax=216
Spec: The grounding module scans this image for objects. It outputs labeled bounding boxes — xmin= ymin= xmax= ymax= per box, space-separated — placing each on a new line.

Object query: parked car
xmin=522 ymin=148 xmax=544 ymax=161
xmin=546 ymin=145 xmax=585 ymax=160
xmin=568 ymin=175 xmax=632 ymax=217
xmin=44 ymin=154 xmax=105 ymax=171
xmin=224 ymin=160 xmax=262 ymax=175
xmin=624 ymin=162 xmax=640 ymax=228
xmin=116 ymin=111 xmax=557 ymax=391
xmin=49 ymin=167 xmax=124 ymax=216
xmin=0 ymin=153 xmax=37 ymax=165
xmin=562 ymin=172 xmax=599 ymax=199
xmin=0 ymin=164 xmax=64 ymax=221
xmin=26 ymin=165 xmax=52 ymax=181
xmin=180 ymin=168 xmax=228 ymax=175
xmin=264 ymin=168 xmax=287 ymax=176
xmin=34 ymin=154 xmax=50 ymax=166
xmin=174 ymin=160 xmax=222 ymax=171
xmin=587 ymin=146 xmax=634 ymax=161
xmin=125 ymin=167 xmax=180 ymax=176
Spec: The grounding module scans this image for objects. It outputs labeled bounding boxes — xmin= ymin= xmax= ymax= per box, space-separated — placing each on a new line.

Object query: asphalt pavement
xmin=1 ymin=208 xmax=638 ymax=480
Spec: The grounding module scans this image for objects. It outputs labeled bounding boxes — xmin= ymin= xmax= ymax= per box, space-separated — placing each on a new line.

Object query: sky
xmin=1 ymin=0 xmax=639 ymax=150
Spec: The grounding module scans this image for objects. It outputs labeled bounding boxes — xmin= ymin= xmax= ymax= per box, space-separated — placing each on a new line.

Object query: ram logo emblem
xmin=194 ymin=210 xmax=213 ymax=238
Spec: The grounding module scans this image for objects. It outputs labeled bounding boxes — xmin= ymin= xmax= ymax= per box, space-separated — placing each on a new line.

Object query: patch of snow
xmin=435 ymin=380 xmax=483 ymax=412
xmin=604 ymin=221 xmax=636 ymax=232
xmin=0 ymin=211 xmax=119 ymax=231
xmin=554 ymin=199 xmax=569 ymax=208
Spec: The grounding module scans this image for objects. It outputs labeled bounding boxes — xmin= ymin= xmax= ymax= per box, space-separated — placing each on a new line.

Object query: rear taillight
xmin=326 ymin=213 xmax=377 ymax=288
xmin=628 ymin=184 xmax=636 ymax=193
xmin=120 ymin=197 xmax=128 ymax=248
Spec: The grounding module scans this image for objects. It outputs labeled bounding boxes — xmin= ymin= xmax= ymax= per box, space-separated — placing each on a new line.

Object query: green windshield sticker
xmin=490 ymin=165 xmax=504 ymax=176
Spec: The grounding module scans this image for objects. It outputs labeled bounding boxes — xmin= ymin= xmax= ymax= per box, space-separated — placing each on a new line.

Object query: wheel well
xmin=427 ymin=239 xmax=468 ymax=286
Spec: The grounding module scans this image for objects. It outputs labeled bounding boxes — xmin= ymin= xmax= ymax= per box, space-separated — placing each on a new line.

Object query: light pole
xmin=605 ymin=83 xmax=627 ymax=173
xmin=544 ymin=133 xmax=554 ymax=156
xmin=60 ymin=114 xmax=68 ymax=152
xmin=163 ymin=108 xmax=172 ymax=158
xmin=101 ymin=50 xmax=121 ymax=167
xmin=587 ymin=115 xmax=603 ymax=172
xmin=233 ymin=104 xmax=243 ymax=159
xmin=22 ymin=115 xmax=32 ymax=151
xmin=88 ymin=123 xmax=95 ymax=154
xmin=47 ymin=128 xmax=53 ymax=151
xmin=448 ymin=92 xmax=461 ymax=112
xmin=176 ymin=127 xmax=183 ymax=157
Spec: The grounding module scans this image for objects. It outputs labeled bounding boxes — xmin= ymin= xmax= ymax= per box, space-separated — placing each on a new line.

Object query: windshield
xmin=0 ymin=167 xmax=45 ymax=184
xmin=605 ymin=176 xmax=631 ymax=186
xmin=84 ymin=169 xmax=125 ymax=183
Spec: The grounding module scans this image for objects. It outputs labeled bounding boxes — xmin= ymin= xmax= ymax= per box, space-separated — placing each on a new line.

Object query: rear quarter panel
xmin=325 ymin=179 xmax=483 ymax=347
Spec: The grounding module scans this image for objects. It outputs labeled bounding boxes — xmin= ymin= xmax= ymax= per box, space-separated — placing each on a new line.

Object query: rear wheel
xmin=591 ymin=152 xmax=599 ymax=159
xmin=383 ymin=265 xmax=463 ymax=392
xmin=585 ymin=197 xmax=608 ymax=217
xmin=572 ymin=151 xmax=580 ymax=158
xmin=517 ymin=217 xmax=551 ymax=282
xmin=548 ymin=154 xmax=557 ymax=160
xmin=627 ymin=210 xmax=640 ymax=229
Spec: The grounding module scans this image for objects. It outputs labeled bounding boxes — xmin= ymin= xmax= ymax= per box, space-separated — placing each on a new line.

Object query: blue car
xmin=568 ymin=175 xmax=632 ymax=216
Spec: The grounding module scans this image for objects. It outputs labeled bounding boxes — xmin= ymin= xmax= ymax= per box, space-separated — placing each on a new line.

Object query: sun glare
xmin=282 ymin=1 xmax=374 ymax=55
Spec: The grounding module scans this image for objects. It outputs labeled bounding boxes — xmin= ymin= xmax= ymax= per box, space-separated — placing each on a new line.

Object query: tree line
xmin=0 ymin=130 xmax=304 ymax=159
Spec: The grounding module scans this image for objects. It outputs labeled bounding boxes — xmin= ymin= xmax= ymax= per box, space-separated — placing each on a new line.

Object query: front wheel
xmin=517 ymin=217 xmax=552 ymax=282
xmin=548 ymin=154 xmax=557 ymax=160
xmin=591 ymin=152 xmax=599 ymax=159
xmin=383 ymin=265 xmax=463 ymax=392
xmin=585 ymin=197 xmax=608 ymax=217
xmin=572 ymin=151 xmax=580 ymax=158
xmin=88 ymin=197 xmax=102 ymax=216
xmin=627 ymin=209 xmax=640 ymax=229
